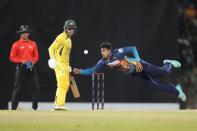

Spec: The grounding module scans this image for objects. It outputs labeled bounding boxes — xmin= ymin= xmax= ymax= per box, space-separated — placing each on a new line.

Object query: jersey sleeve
xmin=117 ymin=46 xmax=141 ymax=61
xmin=80 ymin=60 xmax=105 ymax=75
xmin=33 ymin=42 xmax=39 ymax=64
xmin=48 ymin=35 xmax=63 ymax=59
xmin=10 ymin=42 xmax=21 ymax=63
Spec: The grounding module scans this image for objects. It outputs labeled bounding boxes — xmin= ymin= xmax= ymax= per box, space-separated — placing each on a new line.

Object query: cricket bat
xmin=70 ymin=75 xmax=80 ymax=98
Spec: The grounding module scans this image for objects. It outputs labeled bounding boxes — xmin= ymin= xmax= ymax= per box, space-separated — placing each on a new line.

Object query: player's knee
xmin=58 ymin=81 xmax=69 ymax=89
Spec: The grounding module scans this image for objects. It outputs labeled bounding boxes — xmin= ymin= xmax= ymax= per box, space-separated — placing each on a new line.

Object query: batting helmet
xmin=63 ymin=19 xmax=77 ymax=29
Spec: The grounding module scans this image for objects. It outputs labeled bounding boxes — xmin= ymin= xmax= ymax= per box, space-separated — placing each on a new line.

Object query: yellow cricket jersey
xmin=48 ymin=32 xmax=72 ymax=65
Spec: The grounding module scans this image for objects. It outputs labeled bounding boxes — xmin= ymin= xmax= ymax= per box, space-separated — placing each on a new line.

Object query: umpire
xmin=10 ymin=25 xmax=40 ymax=110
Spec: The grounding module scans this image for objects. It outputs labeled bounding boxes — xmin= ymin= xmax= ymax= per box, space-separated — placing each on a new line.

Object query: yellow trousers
xmin=54 ymin=64 xmax=70 ymax=107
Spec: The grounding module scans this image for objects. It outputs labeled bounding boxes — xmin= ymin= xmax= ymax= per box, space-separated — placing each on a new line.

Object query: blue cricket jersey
xmin=80 ymin=46 xmax=141 ymax=75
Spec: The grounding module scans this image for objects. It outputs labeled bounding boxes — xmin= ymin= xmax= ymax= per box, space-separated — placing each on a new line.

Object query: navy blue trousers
xmin=131 ymin=60 xmax=179 ymax=95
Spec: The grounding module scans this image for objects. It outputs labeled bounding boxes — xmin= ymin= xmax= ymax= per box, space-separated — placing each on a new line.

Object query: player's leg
xmin=133 ymin=72 xmax=186 ymax=102
xmin=141 ymin=59 xmax=181 ymax=77
xmin=53 ymin=67 xmax=70 ymax=110
xmin=30 ymin=69 xmax=40 ymax=110
xmin=11 ymin=65 xmax=24 ymax=110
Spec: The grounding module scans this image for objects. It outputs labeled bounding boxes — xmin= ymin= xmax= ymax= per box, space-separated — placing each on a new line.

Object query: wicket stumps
xmin=92 ymin=73 xmax=104 ymax=110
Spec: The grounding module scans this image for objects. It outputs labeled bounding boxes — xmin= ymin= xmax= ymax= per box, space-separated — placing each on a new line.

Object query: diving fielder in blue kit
xmin=73 ymin=42 xmax=186 ymax=102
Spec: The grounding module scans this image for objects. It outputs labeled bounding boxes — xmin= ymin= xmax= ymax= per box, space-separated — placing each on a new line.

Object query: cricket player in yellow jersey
xmin=48 ymin=19 xmax=77 ymax=110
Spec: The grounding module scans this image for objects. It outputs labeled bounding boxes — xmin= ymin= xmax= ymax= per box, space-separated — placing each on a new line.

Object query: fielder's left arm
xmin=118 ymin=46 xmax=141 ymax=62
xmin=118 ymin=46 xmax=143 ymax=72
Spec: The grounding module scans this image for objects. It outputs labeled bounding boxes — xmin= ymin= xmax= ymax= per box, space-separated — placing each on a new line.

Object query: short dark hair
xmin=99 ymin=42 xmax=112 ymax=50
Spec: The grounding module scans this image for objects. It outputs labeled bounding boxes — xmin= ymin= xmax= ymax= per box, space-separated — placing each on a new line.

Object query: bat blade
xmin=70 ymin=75 xmax=80 ymax=98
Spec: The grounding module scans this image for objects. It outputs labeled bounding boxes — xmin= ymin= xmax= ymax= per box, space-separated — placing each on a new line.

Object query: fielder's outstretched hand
xmin=73 ymin=68 xmax=80 ymax=74
xmin=136 ymin=61 xmax=143 ymax=72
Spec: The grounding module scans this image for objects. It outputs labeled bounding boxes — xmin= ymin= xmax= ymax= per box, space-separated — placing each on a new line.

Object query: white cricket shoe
xmin=52 ymin=106 xmax=69 ymax=111
xmin=175 ymin=85 xmax=186 ymax=102
xmin=163 ymin=59 xmax=181 ymax=68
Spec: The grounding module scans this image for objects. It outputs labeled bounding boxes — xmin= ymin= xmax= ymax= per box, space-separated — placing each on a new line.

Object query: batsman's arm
xmin=80 ymin=60 xmax=105 ymax=75
xmin=48 ymin=35 xmax=62 ymax=58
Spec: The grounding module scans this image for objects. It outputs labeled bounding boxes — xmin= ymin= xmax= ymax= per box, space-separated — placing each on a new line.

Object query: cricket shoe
xmin=163 ymin=59 xmax=181 ymax=68
xmin=175 ymin=84 xmax=186 ymax=102
xmin=52 ymin=106 xmax=69 ymax=111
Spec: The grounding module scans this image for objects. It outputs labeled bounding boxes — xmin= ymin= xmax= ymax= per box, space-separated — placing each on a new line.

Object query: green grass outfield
xmin=0 ymin=110 xmax=197 ymax=131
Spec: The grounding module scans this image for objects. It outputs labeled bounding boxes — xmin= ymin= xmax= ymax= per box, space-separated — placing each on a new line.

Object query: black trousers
xmin=11 ymin=64 xmax=39 ymax=110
